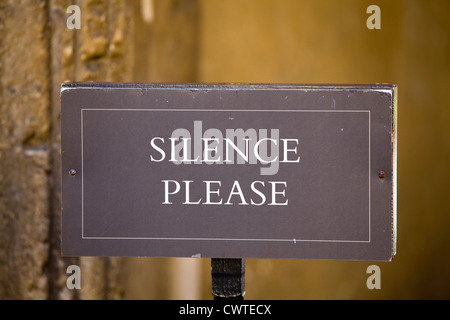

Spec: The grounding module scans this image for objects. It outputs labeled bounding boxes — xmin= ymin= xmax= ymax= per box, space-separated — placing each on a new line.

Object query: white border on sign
xmin=80 ymin=109 xmax=371 ymax=244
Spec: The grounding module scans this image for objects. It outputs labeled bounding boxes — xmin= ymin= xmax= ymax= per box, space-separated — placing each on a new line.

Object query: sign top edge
xmin=61 ymin=82 xmax=396 ymax=92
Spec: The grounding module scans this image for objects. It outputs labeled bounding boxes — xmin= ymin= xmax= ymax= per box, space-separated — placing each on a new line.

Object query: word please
xmin=162 ymin=180 xmax=288 ymax=206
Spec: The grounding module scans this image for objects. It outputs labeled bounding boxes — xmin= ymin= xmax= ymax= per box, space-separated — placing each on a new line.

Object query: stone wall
xmin=0 ymin=0 xmax=199 ymax=300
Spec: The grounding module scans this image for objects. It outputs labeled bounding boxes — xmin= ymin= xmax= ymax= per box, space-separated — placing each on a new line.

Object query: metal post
xmin=211 ymin=258 xmax=245 ymax=300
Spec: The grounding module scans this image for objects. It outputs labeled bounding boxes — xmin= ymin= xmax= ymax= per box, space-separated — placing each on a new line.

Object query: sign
xmin=61 ymin=83 xmax=397 ymax=260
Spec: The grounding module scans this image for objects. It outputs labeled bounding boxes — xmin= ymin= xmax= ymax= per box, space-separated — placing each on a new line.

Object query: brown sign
xmin=61 ymin=83 xmax=397 ymax=260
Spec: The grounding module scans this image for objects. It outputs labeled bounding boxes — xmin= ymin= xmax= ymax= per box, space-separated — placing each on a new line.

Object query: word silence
xmin=61 ymin=83 xmax=397 ymax=261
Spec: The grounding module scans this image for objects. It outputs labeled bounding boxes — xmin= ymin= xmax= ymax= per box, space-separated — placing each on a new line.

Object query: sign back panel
xmin=61 ymin=83 xmax=397 ymax=260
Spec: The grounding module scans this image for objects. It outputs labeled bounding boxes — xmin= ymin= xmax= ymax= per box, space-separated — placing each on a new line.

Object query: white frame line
xmin=80 ymin=108 xmax=371 ymax=244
